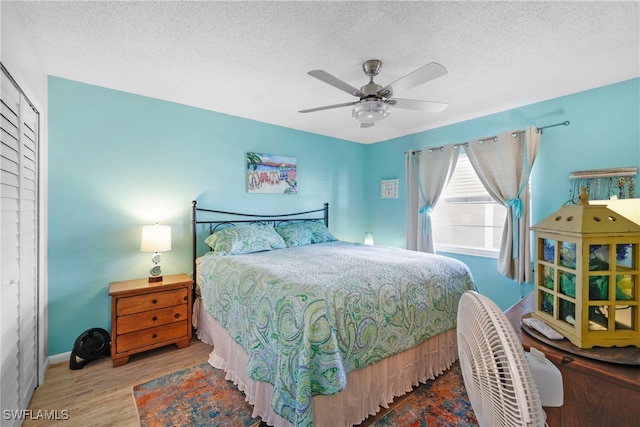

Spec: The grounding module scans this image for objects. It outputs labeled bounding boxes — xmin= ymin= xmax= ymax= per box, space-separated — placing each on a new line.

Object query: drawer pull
xmin=152 ymin=299 xmax=158 ymax=304
xmin=152 ymin=333 xmax=157 ymax=339
xmin=183 ymin=296 xmax=188 ymax=301
xmin=152 ymin=316 xmax=158 ymax=321
xmin=174 ymin=313 xmax=181 ymax=319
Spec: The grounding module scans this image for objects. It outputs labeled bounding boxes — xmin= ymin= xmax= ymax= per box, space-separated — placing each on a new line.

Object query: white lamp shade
xmin=140 ymin=224 xmax=172 ymax=252
xmin=364 ymin=232 xmax=374 ymax=245
xmin=591 ymin=198 xmax=640 ymax=225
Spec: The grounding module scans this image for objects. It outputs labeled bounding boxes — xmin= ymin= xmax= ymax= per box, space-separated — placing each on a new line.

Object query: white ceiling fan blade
xmin=389 ymin=98 xmax=448 ymax=113
xmin=298 ymin=101 xmax=358 ymax=113
xmin=307 ymin=70 xmax=366 ymax=98
xmin=380 ymin=62 xmax=448 ymax=97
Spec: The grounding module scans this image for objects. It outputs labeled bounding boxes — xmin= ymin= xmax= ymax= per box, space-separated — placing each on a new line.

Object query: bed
xmin=191 ymin=201 xmax=475 ymax=427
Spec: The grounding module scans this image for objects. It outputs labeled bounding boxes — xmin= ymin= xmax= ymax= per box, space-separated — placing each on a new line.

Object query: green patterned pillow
xmin=276 ymin=223 xmax=314 ymax=247
xmin=305 ymin=221 xmax=337 ymax=243
xmin=204 ymin=224 xmax=286 ymax=254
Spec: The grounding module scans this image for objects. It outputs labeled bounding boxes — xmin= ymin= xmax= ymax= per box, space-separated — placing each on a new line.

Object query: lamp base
xmin=148 ymin=276 xmax=163 ymax=283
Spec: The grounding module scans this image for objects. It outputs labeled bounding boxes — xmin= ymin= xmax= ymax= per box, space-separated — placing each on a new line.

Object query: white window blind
xmin=432 ymin=152 xmax=506 ymax=257
xmin=440 ymin=154 xmax=493 ymax=203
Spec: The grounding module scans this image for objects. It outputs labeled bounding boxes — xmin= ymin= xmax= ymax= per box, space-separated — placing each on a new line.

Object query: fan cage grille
xmin=457 ymin=291 xmax=545 ymax=427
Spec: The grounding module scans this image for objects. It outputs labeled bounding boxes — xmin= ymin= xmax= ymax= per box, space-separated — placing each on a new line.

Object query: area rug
xmin=371 ymin=362 xmax=478 ymax=427
xmin=133 ymin=362 xmax=478 ymax=426
xmin=133 ymin=363 xmax=261 ymax=427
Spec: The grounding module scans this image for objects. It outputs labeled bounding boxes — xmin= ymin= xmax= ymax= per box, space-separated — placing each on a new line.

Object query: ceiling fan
xmin=299 ymin=59 xmax=448 ymax=128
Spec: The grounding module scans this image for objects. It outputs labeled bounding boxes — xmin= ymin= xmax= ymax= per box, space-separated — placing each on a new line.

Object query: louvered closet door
xmin=1 ymin=65 xmax=39 ymax=425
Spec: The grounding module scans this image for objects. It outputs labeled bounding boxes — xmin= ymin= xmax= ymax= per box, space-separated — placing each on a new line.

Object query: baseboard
xmin=48 ymin=351 xmax=71 ymax=366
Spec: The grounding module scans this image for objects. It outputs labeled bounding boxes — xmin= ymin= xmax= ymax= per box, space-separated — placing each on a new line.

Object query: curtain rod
xmin=407 ymin=120 xmax=570 ymax=154
xmin=474 ymin=121 xmax=571 ymax=143
xmin=537 ymin=120 xmax=570 ymax=133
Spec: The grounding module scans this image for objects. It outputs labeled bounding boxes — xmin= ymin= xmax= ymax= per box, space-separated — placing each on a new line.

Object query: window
xmin=431 ymin=152 xmax=506 ymax=257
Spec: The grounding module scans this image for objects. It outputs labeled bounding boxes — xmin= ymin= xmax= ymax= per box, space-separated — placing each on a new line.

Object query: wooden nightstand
xmin=109 ymin=273 xmax=193 ymax=367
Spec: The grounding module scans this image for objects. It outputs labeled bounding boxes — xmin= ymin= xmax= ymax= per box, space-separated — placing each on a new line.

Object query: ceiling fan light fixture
xmin=352 ymin=100 xmax=390 ymax=123
xmin=303 ymin=60 xmax=448 ymax=127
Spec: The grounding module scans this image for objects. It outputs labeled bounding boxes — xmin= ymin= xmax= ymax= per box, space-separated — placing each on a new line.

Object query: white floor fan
xmin=457 ymin=291 xmax=564 ymax=427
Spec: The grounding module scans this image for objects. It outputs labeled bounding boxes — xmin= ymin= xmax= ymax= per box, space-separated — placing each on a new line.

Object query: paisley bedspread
xmin=198 ymin=241 xmax=475 ymax=426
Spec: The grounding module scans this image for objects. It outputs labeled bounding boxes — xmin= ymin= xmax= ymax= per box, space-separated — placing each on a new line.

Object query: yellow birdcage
xmin=531 ymin=188 xmax=640 ymax=348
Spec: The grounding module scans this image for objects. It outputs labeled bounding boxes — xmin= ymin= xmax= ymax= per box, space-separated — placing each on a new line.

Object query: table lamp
xmin=364 ymin=232 xmax=374 ymax=245
xmin=140 ymin=223 xmax=171 ymax=282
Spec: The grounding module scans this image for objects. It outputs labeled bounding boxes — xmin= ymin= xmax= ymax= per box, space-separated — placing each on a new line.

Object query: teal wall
xmin=48 ymin=77 xmax=639 ymax=355
xmin=365 ymin=78 xmax=640 ymax=309
xmin=47 ymin=77 xmax=367 ymax=355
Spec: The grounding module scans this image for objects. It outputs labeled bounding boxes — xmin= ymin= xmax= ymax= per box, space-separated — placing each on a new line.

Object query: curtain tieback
xmin=419 ymin=204 xmax=432 ymax=235
xmin=506 ymin=197 xmax=522 ymax=259
xmin=506 ymin=198 xmax=523 ymax=218
xmin=419 ymin=204 xmax=432 ymax=215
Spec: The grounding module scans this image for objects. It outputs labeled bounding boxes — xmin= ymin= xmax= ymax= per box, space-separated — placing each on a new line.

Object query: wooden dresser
xmin=109 ymin=273 xmax=193 ymax=367
xmin=505 ymin=294 xmax=640 ymax=427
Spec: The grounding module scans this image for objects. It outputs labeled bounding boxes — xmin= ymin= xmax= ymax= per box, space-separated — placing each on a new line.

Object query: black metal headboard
xmin=191 ymin=201 xmax=329 ymax=279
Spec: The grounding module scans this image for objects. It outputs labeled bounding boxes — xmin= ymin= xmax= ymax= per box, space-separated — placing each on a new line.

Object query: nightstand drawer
xmin=116 ymin=320 xmax=189 ymax=353
xmin=116 ymin=305 xmax=188 ymax=334
xmin=117 ymin=288 xmax=188 ymax=316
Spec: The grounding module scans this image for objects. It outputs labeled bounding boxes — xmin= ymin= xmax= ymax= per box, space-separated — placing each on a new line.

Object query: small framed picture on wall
xmin=380 ymin=179 xmax=398 ymax=199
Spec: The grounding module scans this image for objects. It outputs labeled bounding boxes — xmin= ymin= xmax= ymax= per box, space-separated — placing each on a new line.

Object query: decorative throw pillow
xmin=276 ymin=223 xmax=314 ymax=247
xmin=204 ymin=223 xmax=286 ymax=254
xmin=304 ymin=221 xmax=337 ymax=243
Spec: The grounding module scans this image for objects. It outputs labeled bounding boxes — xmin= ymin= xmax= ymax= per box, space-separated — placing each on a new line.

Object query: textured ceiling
xmin=10 ymin=1 xmax=640 ymax=144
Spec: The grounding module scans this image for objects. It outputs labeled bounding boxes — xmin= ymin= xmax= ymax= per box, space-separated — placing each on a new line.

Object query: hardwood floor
xmin=25 ymin=338 xmax=212 ymax=426
xmin=25 ymin=337 xmax=408 ymax=426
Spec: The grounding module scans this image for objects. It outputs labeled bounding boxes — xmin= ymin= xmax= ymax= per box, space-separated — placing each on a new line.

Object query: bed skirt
xmin=194 ymin=297 xmax=459 ymax=427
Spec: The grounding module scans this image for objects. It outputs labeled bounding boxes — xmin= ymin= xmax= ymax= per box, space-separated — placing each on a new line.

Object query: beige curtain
xmin=465 ymin=125 xmax=540 ymax=283
xmin=405 ymin=146 xmax=459 ymax=253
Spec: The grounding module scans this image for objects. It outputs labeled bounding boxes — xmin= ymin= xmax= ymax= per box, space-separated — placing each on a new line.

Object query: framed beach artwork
xmin=247 ymin=152 xmax=297 ymax=195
